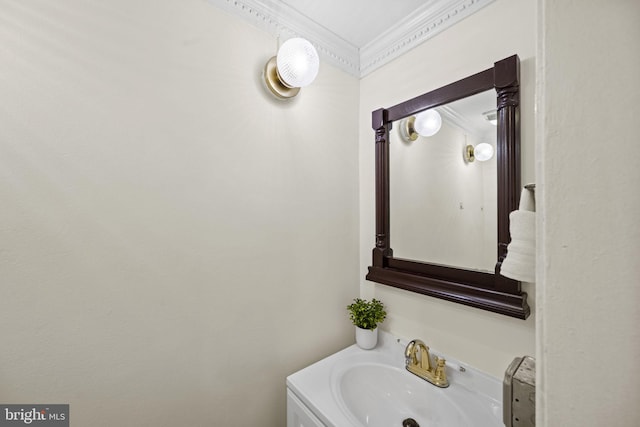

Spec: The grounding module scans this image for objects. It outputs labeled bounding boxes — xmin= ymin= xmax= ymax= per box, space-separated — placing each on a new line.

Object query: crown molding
xmin=440 ymin=105 xmax=478 ymax=135
xmin=205 ymin=0 xmax=359 ymax=76
xmin=204 ymin=0 xmax=495 ymax=78
xmin=360 ymin=0 xmax=496 ymax=77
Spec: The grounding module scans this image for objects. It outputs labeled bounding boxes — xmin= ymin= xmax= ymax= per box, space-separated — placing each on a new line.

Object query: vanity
xmin=286 ymin=331 xmax=503 ymax=427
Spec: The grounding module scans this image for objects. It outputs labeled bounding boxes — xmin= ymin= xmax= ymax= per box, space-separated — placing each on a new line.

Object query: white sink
xmin=287 ymin=331 xmax=503 ymax=427
xmin=337 ymin=363 xmax=469 ymax=426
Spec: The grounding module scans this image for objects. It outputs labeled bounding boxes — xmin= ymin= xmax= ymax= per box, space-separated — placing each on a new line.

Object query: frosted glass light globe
xmin=474 ymin=142 xmax=494 ymax=161
xmin=414 ymin=109 xmax=442 ymax=137
xmin=276 ymin=38 xmax=320 ymax=88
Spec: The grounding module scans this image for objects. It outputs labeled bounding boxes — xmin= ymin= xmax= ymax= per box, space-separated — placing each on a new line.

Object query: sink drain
xmin=402 ymin=418 xmax=419 ymax=427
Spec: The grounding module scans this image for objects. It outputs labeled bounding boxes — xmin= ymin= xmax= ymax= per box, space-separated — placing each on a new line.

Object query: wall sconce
xmin=464 ymin=142 xmax=494 ymax=162
xmin=263 ymin=37 xmax=320 ymax=100
xmin=399 ymin=109 xmax=442 ymax=142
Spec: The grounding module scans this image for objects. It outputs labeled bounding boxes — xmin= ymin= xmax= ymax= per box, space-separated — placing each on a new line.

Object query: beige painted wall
xmin=537 ymin=1 xmax=640 ymax=425
xmin=359 ymin=0 xmax=537 ymax=378
xmin=0 ymin=1 xmax=359 ymax=425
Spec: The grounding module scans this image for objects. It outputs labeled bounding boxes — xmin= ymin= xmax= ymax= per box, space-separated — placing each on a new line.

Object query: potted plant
xmin=346 ymin=298 xmax=387 ymax=349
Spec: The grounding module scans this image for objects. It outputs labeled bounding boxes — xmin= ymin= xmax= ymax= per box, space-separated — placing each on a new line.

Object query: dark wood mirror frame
xmin=367 ymin=54 xmax=530 ymax=319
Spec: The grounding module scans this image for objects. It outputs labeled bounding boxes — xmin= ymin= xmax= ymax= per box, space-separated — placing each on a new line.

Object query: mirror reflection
xmin=389 ymin=90 xmax=497 ymax=272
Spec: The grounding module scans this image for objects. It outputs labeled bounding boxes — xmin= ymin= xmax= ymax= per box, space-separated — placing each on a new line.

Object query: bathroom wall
xmin=0 ymin=1 xmax=359 ymax=425
xmin=359 ymin=0 xmax=536 ymax=378
xmin=537 ymin=1 xmax=640 ymax=425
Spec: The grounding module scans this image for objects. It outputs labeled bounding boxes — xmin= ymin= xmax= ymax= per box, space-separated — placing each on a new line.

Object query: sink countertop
xmin=286 ymin=330 xmax=503 ymax=427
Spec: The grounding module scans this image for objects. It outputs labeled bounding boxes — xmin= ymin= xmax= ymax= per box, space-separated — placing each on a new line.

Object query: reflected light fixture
xmin=263 ymin=37 xmax=320 ymax=100
xmin=399 ymin=109 xmax=442 ymax=142
xmin=464 ymin=142 xmax=494 ymax=162
xmin=482 ymin=109 xmax=498 ymax=126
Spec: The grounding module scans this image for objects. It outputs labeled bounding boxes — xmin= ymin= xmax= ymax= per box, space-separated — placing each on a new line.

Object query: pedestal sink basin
xmin=287 ymin=331 xmax=503 ymax=427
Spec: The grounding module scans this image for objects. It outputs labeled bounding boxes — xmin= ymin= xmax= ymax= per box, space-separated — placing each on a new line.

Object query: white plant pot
xmin=355 ymin=326 xmax=378 ymax=350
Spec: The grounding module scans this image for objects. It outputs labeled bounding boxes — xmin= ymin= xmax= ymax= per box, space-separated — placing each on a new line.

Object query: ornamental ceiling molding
xmin=359 ymin=0 xmax=496 ymax=77
xmin=205 ymin=0 xmax=495 ymax=78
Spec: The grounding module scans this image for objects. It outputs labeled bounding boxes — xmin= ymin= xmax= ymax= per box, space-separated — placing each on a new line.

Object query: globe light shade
xmin=474 ymin=142 xmax=494 ymax=162
xmin=276 ymin=38 xmax=320 ymax=88
xmin=414 ymin=109 xmax=442 ymax=137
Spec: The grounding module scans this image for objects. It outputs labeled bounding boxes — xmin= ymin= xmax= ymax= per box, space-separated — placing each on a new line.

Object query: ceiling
xmin=279 ymin=0 xmax=429 ymax=48
xmin=205 ymin=0 xmax=496 ymax=78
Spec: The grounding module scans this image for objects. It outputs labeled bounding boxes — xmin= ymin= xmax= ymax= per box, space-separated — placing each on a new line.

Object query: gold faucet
xmin=404 ymin=339 xmax=449 ymax=388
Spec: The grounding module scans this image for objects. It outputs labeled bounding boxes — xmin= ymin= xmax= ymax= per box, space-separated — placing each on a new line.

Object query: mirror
xmin=390 ymin=90 xmax=497 ymax=272
xmin=367 ymin=55 xmax=530 ymax=319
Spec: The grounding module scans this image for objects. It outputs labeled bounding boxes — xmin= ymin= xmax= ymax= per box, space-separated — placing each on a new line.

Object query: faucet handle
xmin=434 ymin=357 xmax=448 ymax=383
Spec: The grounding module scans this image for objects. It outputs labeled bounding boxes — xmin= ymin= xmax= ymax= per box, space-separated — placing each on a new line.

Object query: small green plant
xmin=346 ymin=298 xmax=387 ymax=330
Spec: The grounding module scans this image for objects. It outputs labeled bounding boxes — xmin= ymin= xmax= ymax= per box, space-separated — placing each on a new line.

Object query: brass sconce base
xmin=263 ymin=56 xmax=300 ymax=100
xmin=400 ymin=116 xmax=418 ymax=142
xmin=464 ymin=144 xmax=475 ymax=162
